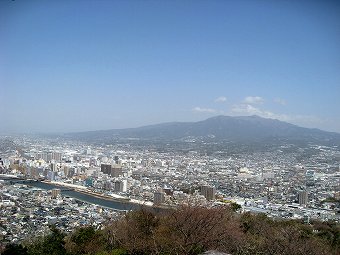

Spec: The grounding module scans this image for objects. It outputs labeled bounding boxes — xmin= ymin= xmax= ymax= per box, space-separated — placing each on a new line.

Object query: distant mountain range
xmin=65 ymin=115 xmax=340 ymax=146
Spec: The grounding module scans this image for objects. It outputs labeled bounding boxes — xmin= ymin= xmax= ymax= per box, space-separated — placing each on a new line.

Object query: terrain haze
xmin=66 ymin=115 xmax=340 ymax=146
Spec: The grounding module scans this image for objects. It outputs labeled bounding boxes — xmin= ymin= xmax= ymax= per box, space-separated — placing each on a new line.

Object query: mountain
xmin=65 ymin=115 xmax=340 ymax=146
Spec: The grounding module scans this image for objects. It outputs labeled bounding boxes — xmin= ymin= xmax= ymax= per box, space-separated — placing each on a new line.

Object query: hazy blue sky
xmin=1 ymin=0 xmax=339 ymax=133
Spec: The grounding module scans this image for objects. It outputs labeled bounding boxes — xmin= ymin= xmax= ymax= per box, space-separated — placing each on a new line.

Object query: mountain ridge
xmin=65 ymin=115 xmax=340 ymax=145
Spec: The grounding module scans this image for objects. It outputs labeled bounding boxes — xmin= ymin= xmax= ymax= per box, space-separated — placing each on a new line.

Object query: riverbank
xmin=1 ymin=177 xmax=170 ymax=212
xmin=41 ymin=180 xmax=153 ymax=206
xmin=75 ymin=188 xmax=130 ymax=203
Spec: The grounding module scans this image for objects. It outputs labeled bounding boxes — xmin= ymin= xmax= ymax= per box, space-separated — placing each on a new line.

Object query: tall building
xmin=154 ymin=191 xmax=165 ymax=205
xmin=305 ymin=170 xmax=315 ymax=186
xmin=101 ymin=164 xmax=123 ymax=177
xmin=46 ymin=153 xmax=53 ymax=162
xmin=101 ymin=164 xmax=112 ymax=175
xmin=114 ymin=156 xmax=119 ymax=164
xmin=67 ymin=168 xmax=75 ymax=178
xmin=111 ymin=166 xmax=123 ymax=177
xmin=51 ymin=163 xmax=57 ymax=172
xmin=51 ymin=152 xmax=62 ymax=162
xmin=51 ymin=189 xmax=61 ymax=199
xmin=201 ymin=185 xmax=216 ymax=201
xmin=298 ymin=190 xmax=308 ymax=206
xmin=114 ymin=180 xmax=127 ymax=192
xmin=36 ymin=152 xmax=48 ymax=162
xmin=89 ymin=158 xmax=96 ymax=166
xmin=36 ymin=152 xmax=62 ymax=162
xmin=86 ymin=148 xmax=91 ymax=155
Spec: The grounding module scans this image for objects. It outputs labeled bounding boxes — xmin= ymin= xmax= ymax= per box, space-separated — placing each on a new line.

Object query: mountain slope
xmin=65 ymin=115 xmax=340 ymax=145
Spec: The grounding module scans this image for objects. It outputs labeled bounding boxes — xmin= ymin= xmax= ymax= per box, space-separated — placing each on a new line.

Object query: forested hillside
xmin=1 ymin=205 xmax=339 ymax=255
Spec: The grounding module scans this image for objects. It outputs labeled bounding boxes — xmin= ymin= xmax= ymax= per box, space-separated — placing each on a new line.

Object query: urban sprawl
xmin=1 ymin=136 xmax=340 ymax=244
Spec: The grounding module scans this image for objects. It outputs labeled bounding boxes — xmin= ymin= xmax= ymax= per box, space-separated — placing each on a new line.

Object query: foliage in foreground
xmin=1 ymin=205 xmax=340 ymax=255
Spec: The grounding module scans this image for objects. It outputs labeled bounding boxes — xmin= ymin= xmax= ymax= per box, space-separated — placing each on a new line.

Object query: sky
xmin=1 ymin=0 xmax=339 ymax=133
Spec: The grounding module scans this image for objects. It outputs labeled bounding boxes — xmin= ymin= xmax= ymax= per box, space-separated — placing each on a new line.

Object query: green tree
xmin=27 ymin=226 xmax=66 ymax=255
xmin=2 ymin=243 xmax=28 ymax=255
xmin=64 ymin=226 xmax=112 ymax=255
xmin=230 ymin=202 xmax=242 ymax=212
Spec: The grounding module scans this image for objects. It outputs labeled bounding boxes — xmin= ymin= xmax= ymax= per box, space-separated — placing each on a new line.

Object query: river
xmin=1 ymin=177 xmax=147 ymax=211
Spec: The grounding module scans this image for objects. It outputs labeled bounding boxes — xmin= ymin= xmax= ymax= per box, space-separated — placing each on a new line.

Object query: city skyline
xmin=1 ymin=0 xmax=339 ymax=133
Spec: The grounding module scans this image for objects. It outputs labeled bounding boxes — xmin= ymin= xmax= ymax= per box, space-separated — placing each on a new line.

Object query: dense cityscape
xmin=1 ymin=134 xmax=339 ymax=245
